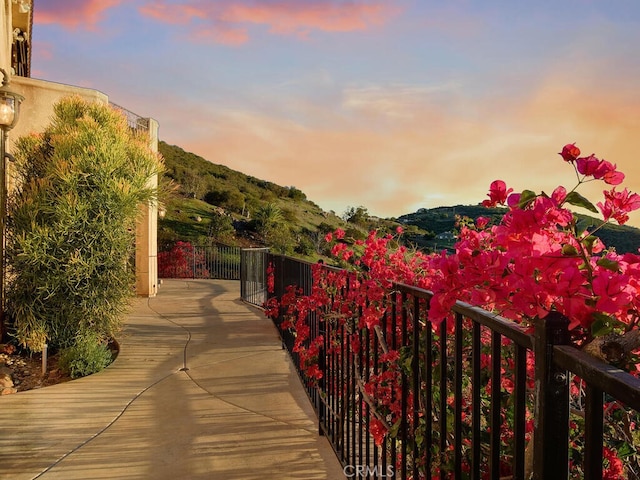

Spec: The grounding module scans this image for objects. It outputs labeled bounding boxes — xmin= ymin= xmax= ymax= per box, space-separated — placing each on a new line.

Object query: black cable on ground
xmin=34 ymin=291 xmax=195 ymax=479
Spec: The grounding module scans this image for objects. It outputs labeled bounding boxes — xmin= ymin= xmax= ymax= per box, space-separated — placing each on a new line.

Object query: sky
xmin=30 ymin=0 xmax=640 ymax=226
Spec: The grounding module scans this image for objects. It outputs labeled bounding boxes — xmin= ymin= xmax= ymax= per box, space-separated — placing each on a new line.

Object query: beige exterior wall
xmin=1 ymin=1 xmax=11 ymax=72
xmin=136 ymin=118 xmax=160 ymax=297
xmin=9 ymin=76 xmax=109 ymax=146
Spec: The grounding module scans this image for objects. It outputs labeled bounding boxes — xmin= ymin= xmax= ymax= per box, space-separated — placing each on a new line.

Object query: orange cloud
xmin=157 ymin=70 xmax=640 ymax=228
xmin=34 ymin=0 xmax=124 ymax=30
xmin=139 ymin=1 xmax=402 ymax=44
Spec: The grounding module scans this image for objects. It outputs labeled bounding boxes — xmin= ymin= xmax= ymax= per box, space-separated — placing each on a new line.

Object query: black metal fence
xmin=241 ymin=252 xmax=640 ymax=480
xmin=158 ymin=244 xmax=241 ymax=280
xmin=240 ymin=248 xmax=270 ymax=306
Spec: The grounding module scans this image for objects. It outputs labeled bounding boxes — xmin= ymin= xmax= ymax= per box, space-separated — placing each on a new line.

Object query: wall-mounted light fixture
xmin=0 ymin=68 xmax=24 ymax=318
xmin=0 ymin=69 xmax=23 ymax=129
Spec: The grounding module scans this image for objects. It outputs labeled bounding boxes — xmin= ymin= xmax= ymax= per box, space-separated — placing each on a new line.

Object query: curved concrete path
xmin=0 ymin=279 xmax=345 ymax=479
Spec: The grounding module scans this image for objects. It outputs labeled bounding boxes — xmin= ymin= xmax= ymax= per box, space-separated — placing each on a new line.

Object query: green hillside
xmin=157 ymin=141 xmax=402 ymax=258
xmin=158 ymin=141 xmax=640 ymax=257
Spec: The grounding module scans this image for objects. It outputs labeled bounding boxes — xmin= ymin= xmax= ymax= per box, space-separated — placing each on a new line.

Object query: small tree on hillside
xmin=253 ymin=202 xmax=284 ymax=235
xmin=343 ymin=205 xmax=370 ymax=227
xmin=5 ymin=97 xmax=163 ymax=357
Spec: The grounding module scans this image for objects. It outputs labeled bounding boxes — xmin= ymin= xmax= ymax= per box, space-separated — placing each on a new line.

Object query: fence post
xmin=533 ymin=311 xmax=570 ymax=480
xmin=192 ymin=245 xmax=196 ymax=278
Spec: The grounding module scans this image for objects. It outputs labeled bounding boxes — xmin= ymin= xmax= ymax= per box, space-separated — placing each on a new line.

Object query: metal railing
xmin=158 ymin=243 xmax=241 ymax=280
xmin=240 ymin=248 xmax=270 ymax=306
xmin=242 ymin=253 xmax=640 ymax=480
xmin=109 ymin=102 xmax=149 ymax=132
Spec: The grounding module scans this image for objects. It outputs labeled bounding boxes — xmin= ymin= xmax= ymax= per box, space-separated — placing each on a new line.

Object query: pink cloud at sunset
xmin=31 ymin=0 xmax=640 ymax=227
xmin=35 ymin=0 xmax=124 ymax=30
xmin=138 ymin=0 xmax=401 ymax=44
xmin=137 ymin=3 xmax=207 ymax=26
xmin=219 ymin=2 xmax=398 ymax=35
xmin=31 ymin=41 xmax=53 ymax=61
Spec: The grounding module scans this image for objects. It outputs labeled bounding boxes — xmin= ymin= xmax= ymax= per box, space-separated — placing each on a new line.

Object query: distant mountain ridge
xmin=399 ymin=205 xmax=640 ymax=254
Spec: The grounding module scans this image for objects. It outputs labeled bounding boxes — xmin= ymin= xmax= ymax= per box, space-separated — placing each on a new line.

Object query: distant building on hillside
xmin=435 ymin=231 xmax=456 ymax=241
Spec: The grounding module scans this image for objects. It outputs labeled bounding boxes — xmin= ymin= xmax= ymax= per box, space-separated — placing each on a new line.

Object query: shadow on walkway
xmin=0 ymin=279 xmax=345 ymax=480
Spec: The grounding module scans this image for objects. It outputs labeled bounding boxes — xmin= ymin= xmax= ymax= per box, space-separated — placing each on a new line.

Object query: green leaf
xmin=518 ymin=190 xmax=537 ymax=208
xmin=564 ymin=191 xmax=598 ymax=213
xmin=561 ymin=244 xmax=578 ymax=256
xmin=617 ymin=442 xmax=635 ymax=458
xmin=582 ymin=235 xmax=599 ymax=255
xmin=596 ymin=257 xmax=620 ymax=272
xmin=590 ymin=313 xmax=613 ymax=337
xmin=590 ymin=312 xmax=625 ymax=337
xmin=388 ymin=419 xmax=402 ymax=438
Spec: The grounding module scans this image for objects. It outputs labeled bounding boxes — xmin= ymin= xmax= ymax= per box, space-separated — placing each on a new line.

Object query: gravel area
xmin=0 ymin=344 xmax=71 ymax=394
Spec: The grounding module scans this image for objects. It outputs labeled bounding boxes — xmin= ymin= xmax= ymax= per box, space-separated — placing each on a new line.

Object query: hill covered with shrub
xmin=158 ymin=141 xmax=640 ymax=257
xmin=157 ymin=141 xmax=404 ymax=258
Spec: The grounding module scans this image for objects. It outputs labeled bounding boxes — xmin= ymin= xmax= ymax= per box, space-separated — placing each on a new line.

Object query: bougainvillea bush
xmin=266 ymin=144 xmax=640 ymax=478
xmin=158 ymin=241 xmax=210 ymax=278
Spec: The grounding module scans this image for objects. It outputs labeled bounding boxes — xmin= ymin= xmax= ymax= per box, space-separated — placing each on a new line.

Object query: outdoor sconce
xmin=0 ymin=67 xmax=23 ymax=317
xmin=0 ymin=68 xmax=24 ymax=132
xmin=158 ymin=206 xmax=166 ymax=219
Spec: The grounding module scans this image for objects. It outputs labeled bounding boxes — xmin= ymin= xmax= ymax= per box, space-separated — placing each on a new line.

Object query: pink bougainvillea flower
xmin=305 ymin=364 xmax=323 ymax=380
xmin=559 ymin=143 xmax=580 ymax=162
xmin=602 ymin=168 xmax=625 ymax=185
xmin=551 ymin=185 xmax=567 ymax=205
xmin=592 ymin=269 xmax=634 ymax=314
xmin=597 ymin=187 xmax=640 ymax=224
xmin=369 ymin=418 xmax=387 ymax=447
xmin=576 ymin=154 xmax=600 ymax=176
xmin=603 ymin=447 xmax=624 ymax=480
xmin=507 ymin=192 xmax=521 ymax=208
xmin=475 ymin=216 xmax=489 ymax=229
xmin=482 ymin=180 xmax=513 ymax=207
xmin=576 ymin=155 xmax=625 ymax=185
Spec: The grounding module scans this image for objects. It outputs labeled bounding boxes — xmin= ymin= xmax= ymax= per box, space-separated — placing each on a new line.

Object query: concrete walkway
xmin=0 ymin=279 xmax=345 ymax=480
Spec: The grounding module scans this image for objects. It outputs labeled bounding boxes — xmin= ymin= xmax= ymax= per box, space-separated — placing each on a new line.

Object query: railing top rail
xmin=395 ymin=281 xmax=534 ymax=349
xmin=452 ymin=300 xmax=534 ymax=349
xmin=555 ymin=344 xmax=640 ymax=410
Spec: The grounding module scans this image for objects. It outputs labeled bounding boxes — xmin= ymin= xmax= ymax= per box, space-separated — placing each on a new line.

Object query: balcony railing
xmin=240 ymin=251 xmax=640 ymax=480
xmin=109 ymin=102 xmax=149 ymax=133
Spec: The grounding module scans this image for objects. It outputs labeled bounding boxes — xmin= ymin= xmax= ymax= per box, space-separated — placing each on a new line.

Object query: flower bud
xmin=559 ymin=143 xmax=580 ymax=162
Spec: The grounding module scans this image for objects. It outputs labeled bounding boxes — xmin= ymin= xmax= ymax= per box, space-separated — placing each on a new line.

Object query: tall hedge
xmin=5 ymin=96 xmax=163 ymax=352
